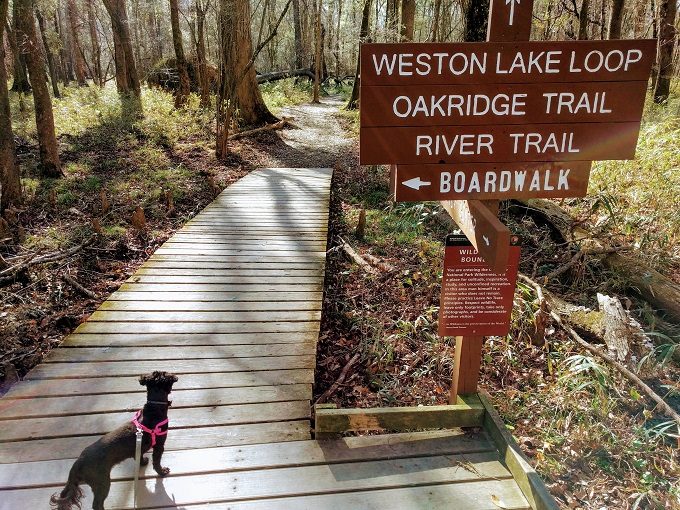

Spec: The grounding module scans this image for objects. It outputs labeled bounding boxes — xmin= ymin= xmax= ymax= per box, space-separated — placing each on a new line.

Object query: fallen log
xmin=63 ymin=273 xmax=98 ymax=299
xmin=511 ymin=199 xmax=680 ymax=323
xmin=228 ymin=119 xmax=289 ymax=140
xmin=256 ymin=68 xmax=315 ymax=84
xmin=519 ymin=274 xmax=680 ymax=439
xmin=338 ymin=236 xmax=377 ymax=275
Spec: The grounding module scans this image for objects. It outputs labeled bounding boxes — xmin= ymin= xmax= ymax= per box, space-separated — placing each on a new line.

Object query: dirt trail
xmin=264 ymin=96 xmax=355 ymax=168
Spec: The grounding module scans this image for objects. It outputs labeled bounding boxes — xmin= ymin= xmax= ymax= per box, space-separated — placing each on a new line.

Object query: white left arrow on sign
xmin=402 ymin=177 xmax=432 ymax=190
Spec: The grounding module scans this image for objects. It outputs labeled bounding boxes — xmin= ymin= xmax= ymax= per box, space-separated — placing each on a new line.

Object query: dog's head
xmin=139 ymin=371 xmax=178 ymax=402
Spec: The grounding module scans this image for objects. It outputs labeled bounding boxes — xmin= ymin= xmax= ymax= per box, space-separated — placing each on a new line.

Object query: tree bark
xmin=400 ymin=0 xmax=415 ymax=41
xmin=67 ymin=0 xmax=87 ymax=85
xmin=86 ymin=0 xmax=103 ymax=86
xmin=313 ymin=0 xmax=322 ymax=102
xmin=54 ymin=6 xmax=72 ymax=85
xmin=36 ymin=10 xmax=61 ymax=98
xmin=579 ymin=0 xmax=590 ymax=39
xmin=102 ymin=0 xmax=142 ymax=116
xmin=653 ymin=0 xmax=677 ymax=103
xmin=0 ymin=0 xmax=22 ymax=211
xmin=216 ymin=0 xmax=277 ymax=157
xmin=292 ymin=0 xmax=304 ymax=68
xmin=608 ymin=0 xmax=625 ymax=38
xmin=386 ymin=0 xmax=398 ymax=41
xmin=15 ymin=0 xmax=62 ymax=177
xmin=169 ymin=0 xmax=190 ymax=107
xmin=430 ymin=0 xmax=442 ymax=41
xmin=463 ymin=0 xmax=488 ymax=42
xmin=7 ymin=8 xmax=31 ymax=93
xmin=346 ymin=0 xmax=370 ymax=110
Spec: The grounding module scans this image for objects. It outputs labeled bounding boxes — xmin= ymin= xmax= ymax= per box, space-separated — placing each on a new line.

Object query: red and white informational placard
xmin=439 ymin=234 xmax=521 ymax=337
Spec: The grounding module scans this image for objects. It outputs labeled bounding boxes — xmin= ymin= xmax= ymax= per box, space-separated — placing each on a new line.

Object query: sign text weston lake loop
xmin=360 ymin=40 xmax=656 ymax=86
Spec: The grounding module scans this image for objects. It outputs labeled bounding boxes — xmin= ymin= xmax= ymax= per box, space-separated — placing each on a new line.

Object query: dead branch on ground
xmin=62 ymin=273 xmax=98 ymax=299
xmin=315 ymin=353 xmax=360 ymax=404
xmin=228 ymin=119 xmax=290 ymax=140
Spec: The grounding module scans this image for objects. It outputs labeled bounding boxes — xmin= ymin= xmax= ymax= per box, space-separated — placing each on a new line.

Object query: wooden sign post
xmin=358 ymin=0 xmax=655 ymax=403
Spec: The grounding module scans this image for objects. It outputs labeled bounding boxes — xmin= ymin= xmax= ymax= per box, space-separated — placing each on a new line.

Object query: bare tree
xmin=609 ymin=0 xmax=625 ymax=38
xmin=15 ymin=0 xmax=62 ymax=177
xmin=292 ymin=0 xmax=304 ymax=68
xmin=102 ymin=0 xmax=142 ymax=115
xmin=87 ymin=0 xmax=103 ymax=86
xmin=169 ymin=0 xmax=190 ymax=106
xmin=313 ymin=0 xmax=322 ymax=102
xmin=0 ymin=0 xmax=22 ymax=211
xmin=193 ymin=0 xmax=211 ymax=108
xmin=346 ymin=0 xmax=370 ymax=110
xmin=462 ymin=0 xmax=488 ymax=41
xmin=386 ymin=0 xmax=398 ymax=40
xmin=653 ymin=0 xmax=677 ymax=103
xmin=579 ymin=0 xmax=590 ymax=39
xmin=430 ymin=0 xmax=442 ymax=41
xmin=400 ymin=0 xmax=415 ymax=41
xmin=216 ymin=0 xmax=278 ymax=156
xmin=7 ymin=7 xmax=31 ymax=93
xmin=36 ymin=10 xmax=61 ymax=98
xmin=67 ymin=0 xmax=87 ymax=85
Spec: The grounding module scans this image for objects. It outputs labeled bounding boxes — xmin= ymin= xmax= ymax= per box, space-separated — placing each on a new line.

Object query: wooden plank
xmin=360 ymin=40 xmax=656 ymax=86
xmin=361 ymin=82 xmax=648 ymax=127
xmin=117 ymin=283 xmax=323 ymax=292
xmin=139 ymin=261 xmax=324 ymax=269
xmin=5 ymin=369 xmax=315 ymax=398
xmin=157 ymin=244 xmax=327 ymax=253
xmin=86 ymin=310 xmax=321 ymax=323
xmin=0 ymin=400 xmax=311 ymax=442
xmin=1 ymin=451 xmax=515 ymax=508
xmin=0 ymin=384 xmax=311 ymax=420
xmin=360 ymin=122 xmax=642 ymax=165
xmin=46 ymin=344 xmax=314 ymax=362
xmin=97 ymin=300 xmax=322 ymax=311
xmin=25 ymin=355 xmax=316 ymax=379
xmin=61 ymin=332 xmax=316 ymax=347
xmin=0 ymin=420 xmax=311 ymax=463
xmin=125 ymin=275 xmax=322 ymax=284
xmin=154 ymin=247 xmax=327 ymax=257
xmin=315 ymin=397 xmax=484 ymax=435
xmin=144 ymin=254 xmax=325 ymax=263
xmin=72 ymin=321 xmax=321 ymax=334
xmin=134 ymin=268 xmax=324 ymax=276
xmin=163 ymin=240 xmax=327 ymax=249
xmin=147 ymin=482 xmax=530 ymax=510
xmin=0 ymin=430 xmax=495 ymax=489
xmin=478 ymin=391 xmax=560 ymax=510
xmin=106 ymin=291 xmax=323 ymax=302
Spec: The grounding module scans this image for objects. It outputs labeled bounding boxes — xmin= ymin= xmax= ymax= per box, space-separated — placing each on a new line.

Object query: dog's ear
xmin=139 ymin=373 xmax=155 ymax=386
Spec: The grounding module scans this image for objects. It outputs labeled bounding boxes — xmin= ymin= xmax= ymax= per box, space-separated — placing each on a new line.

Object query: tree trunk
xmin=431 ymin=0 xmax=442 ymax=41
xmin=335 ymin=0 xmax=342 ymax=78
xmin=0 ymin=0 xmax=22 ymax=211
xmin=463 ymin=0 xmax=488 ymax=42
xmin=7 ymin=8 xmax=31 ymax=93
xmin=609 ymin=0 xmax=625 ymax=38
xmin=67 ymin=0 xmax=87 ymax=85
xmin=87 ymin=0 xmax=103 ymax=86
xmin=400 ymin=0 xmax=415 ymax=41
xmin=169 ymin=0 xmax=190 ymax=107
xmin=195 ymin=0 xmax=210 ymax=108
xmin=386 ymin=0 xmax=398 ymax=40
xmin=54 ymin=7 xmax=72 ymax=85
xmin=346 ymin=0 xmax=370 ymax=110
xmin=15 ymin=0 xmax=62 ymax=177
xmin=102 ymin=0 xmax=142 ymax=116
xmin=653 ymin=0 xmax=677 ymax=103
xmin=579 ymin=0 xmax=590 ymax=39
xmin=292 ymin=0 xmax=304 ymax=68
xmin=216 ymin=0 xmax=277 ymax=157
xmin=35 ymin=10 xmax=61 ymax=98
xmin=313 ymin=0 xmax=322 ymax=102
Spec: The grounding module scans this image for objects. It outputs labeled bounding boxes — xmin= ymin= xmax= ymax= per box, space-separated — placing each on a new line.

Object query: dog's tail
xmin=49 ymin=470 xmax=83 ymax=510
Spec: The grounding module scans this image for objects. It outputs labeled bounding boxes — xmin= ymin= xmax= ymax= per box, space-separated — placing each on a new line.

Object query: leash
xmin=133 ymin=427 xmax=143 ymax=510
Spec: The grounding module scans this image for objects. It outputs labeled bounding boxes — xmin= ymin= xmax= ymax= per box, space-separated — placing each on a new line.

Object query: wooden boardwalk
xmin=0 ymin=167 xmax=535 ymax=509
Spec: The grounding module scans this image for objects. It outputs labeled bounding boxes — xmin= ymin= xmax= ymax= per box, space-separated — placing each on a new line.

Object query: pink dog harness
xmin=132 ymin=410 xmax=168 ymax=447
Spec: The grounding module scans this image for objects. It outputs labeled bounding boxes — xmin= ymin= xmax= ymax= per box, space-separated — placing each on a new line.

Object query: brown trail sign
xmin=358 ymin=0 xmax=654 ymax=403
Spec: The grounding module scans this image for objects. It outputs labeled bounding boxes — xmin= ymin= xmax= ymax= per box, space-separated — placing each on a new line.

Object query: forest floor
xmin=1 ymin=82 xmax=678 ymax=509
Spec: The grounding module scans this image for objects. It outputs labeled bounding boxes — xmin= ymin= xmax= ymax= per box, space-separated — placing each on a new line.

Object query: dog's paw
xmin=157 ymin=466 xmax=170 ymax=477
xmin=140 ymin=456 xmax=149 ymax=466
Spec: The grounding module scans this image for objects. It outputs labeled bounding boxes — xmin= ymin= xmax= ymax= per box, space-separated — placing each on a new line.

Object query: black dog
xmin=50 ymin=371 xmax=178 ymax=510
